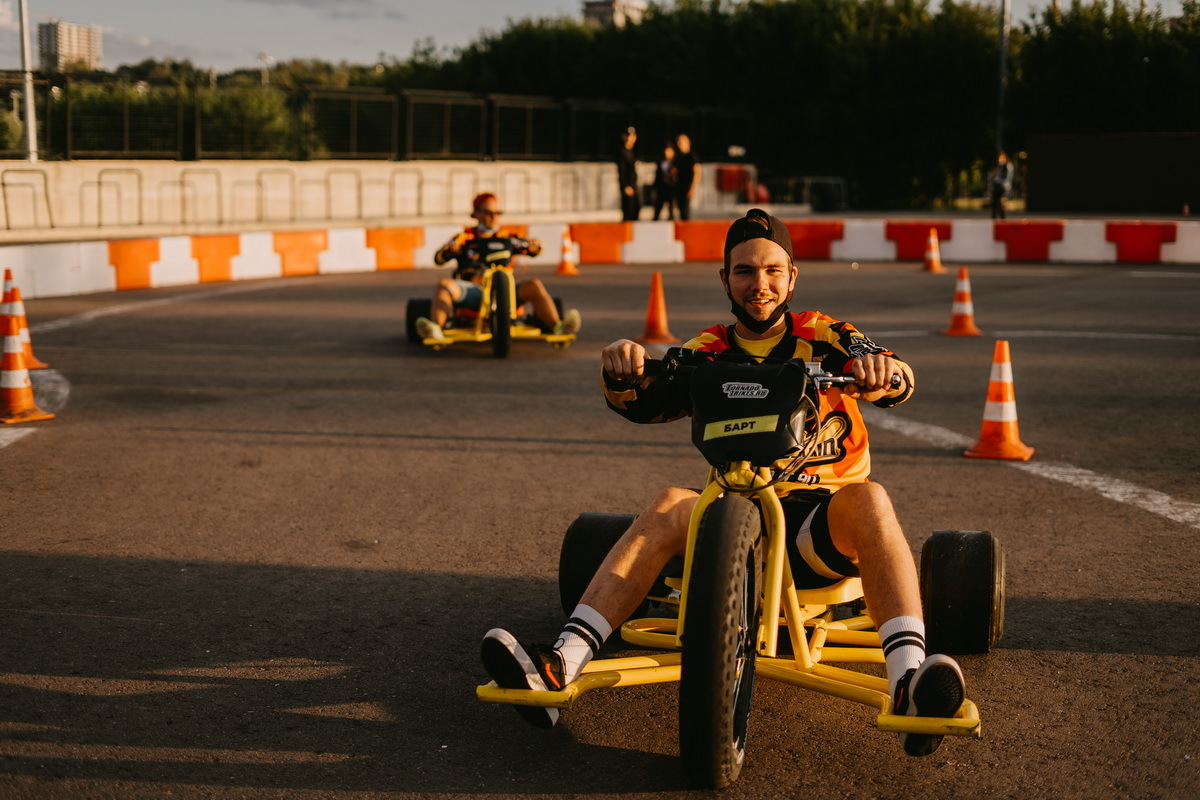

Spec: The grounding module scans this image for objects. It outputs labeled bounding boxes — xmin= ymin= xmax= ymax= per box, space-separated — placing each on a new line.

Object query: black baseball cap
xmin=723 ymin=208 xmax=792 ymax=268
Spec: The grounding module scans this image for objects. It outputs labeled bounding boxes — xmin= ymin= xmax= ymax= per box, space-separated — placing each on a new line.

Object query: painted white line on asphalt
xmin=0 ymin=428 xmax=36 ymax=449
xmin=1009 ymin=461 xmax=1200 ymax=528
xmin=29 ymin=281 xmax=313 ymax=334
xmin=871 ymin=330 xmax=1198 ymax=341
xmin=867 ymin=411 xmax=1200 ymax=530
xmin=867 ymin=414 xmax=973 ymax=449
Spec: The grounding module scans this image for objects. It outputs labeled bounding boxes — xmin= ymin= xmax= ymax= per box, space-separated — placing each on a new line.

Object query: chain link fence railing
xmin=0 ymin=72 xmax=745 ymax=164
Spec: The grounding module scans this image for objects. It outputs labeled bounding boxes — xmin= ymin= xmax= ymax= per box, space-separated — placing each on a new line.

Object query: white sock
xmin=878 ymin=615 xmax=926 ymax=698
xmin=554 ymin=604 xmax=613 ymax=684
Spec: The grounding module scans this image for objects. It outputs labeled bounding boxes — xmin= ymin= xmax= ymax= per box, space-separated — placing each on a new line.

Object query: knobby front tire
xmin=678 ymin=495 xmax=763 ymax=789
xmin=490 ymin=271 xmax=513 ymax=358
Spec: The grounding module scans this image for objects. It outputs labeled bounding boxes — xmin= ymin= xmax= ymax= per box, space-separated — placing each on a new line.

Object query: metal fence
xmin=0 ymin=73 xmax=745 ymax=164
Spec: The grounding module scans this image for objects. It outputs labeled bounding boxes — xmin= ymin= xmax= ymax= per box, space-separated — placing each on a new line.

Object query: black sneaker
xmin=481 ymin=628 xmax=566 ymax=729
xmin=894 ymin=654 xmax=965 ymax=757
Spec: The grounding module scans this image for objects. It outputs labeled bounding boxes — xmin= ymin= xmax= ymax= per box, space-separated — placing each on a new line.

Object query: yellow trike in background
xmin=405 ymin=234 xmax=575 ymax=358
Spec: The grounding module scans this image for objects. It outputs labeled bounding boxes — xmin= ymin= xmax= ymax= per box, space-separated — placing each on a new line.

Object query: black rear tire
xmin=405 ymin=297 xmax=432 ymax=343
xmin=490 ymin=271 xmax=513 ymax=358
xmin=920 ymin=529 xmax=1005 ymax=655
xmin=558 ymin=513 xmax=638 ymax=617
xmin=678 ymin=495 xmax=762 ymax=789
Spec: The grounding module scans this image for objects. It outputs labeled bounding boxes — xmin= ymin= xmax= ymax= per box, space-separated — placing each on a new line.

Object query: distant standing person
xmin=617 ymin=127 xmax=640 ymax=222
xmin=990 ymin=152 xmax=1013 ymax=220
xmin=652 ymin=141 xmax=678 ymax=221
xmin=673 ymin=133 xmax=700 ymax=221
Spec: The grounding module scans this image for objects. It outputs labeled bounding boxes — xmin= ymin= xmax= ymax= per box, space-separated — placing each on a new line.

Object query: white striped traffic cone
xmin=1 ymin=285 xmax=48 ymax=369
xmin=964 ymin=339 xmax=1033 ymax=461
xmin=923 ymin=227 xmax=946 ymax=274
xmin=1 ymin=314 xmax=54 ymax=424
xmin=557 ymin=227 xmax=579 ymax=276
xmin=941 ymin=267 xmax=984 ymax=337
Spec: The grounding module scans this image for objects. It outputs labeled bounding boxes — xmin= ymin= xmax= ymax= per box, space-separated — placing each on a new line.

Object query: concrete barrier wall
xmin=3 ymin=217 xmax=1196 ymax=300
xmin=0 ymin=158 xmax=751 ymax=241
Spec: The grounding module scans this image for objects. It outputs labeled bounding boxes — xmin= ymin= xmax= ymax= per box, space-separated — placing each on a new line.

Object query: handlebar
xmin=643 ymin=347 xmax=901 ymax=391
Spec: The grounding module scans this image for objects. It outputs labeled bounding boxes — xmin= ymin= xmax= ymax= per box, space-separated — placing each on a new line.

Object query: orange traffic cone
xmin=923 ymin=227 xmax=946 ymax=274
xmin=2 ymin=286 xmax=48 ymax=369
xmin=637 ymin=271 xmax=680 ymax=344
xmin=941 ymin=267 xmax=984 ymax=337
xmin=964 ymin=340 xmax=1033 ymax=461
xmin=1 ymin=314 xmax=54 ymax=423
xmin=557 ymin=228 xmax=580 ymax=276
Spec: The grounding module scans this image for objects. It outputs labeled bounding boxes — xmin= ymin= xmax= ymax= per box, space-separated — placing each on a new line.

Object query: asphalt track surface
xmin=3 ymin=259 xmax=1198 ymax=800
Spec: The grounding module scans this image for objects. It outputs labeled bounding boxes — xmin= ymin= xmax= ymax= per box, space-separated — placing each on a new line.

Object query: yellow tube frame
xmin=476 ymin=467 xmax=981 ymax=739
xmin=420 ymin=266 xmax=575 ymax=349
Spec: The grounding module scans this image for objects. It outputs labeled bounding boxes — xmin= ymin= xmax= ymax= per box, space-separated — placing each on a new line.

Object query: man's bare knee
xmin=634 ymin=487 xmax=695 ymax=549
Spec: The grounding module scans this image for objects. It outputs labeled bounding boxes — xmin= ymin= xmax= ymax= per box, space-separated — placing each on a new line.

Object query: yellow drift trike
xmin=477 ymin=348 xmax=1004 ymax=787
xmin=405 ymin=234 xmax=575 ymax=358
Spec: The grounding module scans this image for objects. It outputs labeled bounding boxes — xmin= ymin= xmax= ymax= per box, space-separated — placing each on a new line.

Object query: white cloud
xmin=0 ymin=1 xmax=18 ymax=33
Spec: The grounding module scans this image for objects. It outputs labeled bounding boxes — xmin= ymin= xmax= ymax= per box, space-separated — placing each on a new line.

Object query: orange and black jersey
xmin=434 ymin=226 xmax=539 ymax=282
xmin=602 ymin=311 xmax=914 ymax=495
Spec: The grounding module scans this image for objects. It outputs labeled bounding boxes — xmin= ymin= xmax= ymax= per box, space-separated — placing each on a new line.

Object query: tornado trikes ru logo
xmin=722 ymin=382 xmax=769 ymax=399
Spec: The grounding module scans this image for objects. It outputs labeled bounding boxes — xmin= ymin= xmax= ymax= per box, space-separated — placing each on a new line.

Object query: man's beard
xmin=729 ymin=292 xmax=791 ymax=335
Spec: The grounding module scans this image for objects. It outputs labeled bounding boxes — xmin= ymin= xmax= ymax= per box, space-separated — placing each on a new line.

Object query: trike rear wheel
xmin=405 ymin=298 xmax=432 ymax=343
xmin=558 ymin=513 xmax=638 ymax=618
xmin=678 ymin=495 xmax=762 ymax=789
xmin=920 ymin=529 xmax=1005 ymax=655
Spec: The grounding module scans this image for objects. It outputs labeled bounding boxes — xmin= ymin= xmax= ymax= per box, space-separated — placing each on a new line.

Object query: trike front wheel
xmin=489 ymin=270 xmax=513 ymax=358
xmin=678 ymin=495 xmax=762 ymax=789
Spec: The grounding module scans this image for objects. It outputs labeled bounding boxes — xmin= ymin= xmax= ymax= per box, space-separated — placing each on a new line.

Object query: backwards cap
xmin=723 ymin=208 xmax=793 ymax=269
xmin=472 ymin=192 xmax=498 ymax=211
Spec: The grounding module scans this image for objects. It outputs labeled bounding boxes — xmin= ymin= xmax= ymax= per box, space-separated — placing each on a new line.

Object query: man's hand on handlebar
xmin=841 ymin=354 xmax=909 ymax=402
xmin=602 ymin=339 xmax=655 ymax=389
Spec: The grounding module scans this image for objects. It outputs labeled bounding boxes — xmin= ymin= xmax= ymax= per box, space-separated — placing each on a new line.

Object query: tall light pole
xmin=17 ymin=0 xmax=38 ymax=161
xmin=259 ymin=52 xmax=275 ymax=87
xmin=996 ymin=0 xmax=1010 ymax=156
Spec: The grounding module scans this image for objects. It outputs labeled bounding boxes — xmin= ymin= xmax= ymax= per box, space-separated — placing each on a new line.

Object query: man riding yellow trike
xmin=406 ymin=193 xmax=579 ymax=358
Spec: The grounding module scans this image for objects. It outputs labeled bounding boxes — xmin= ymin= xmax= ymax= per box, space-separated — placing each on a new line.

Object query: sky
xmin=0 ymin=0 xmax=1187 ymax=74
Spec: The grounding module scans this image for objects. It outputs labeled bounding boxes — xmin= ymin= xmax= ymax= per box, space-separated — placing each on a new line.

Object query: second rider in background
xmin=414 ymin=192 xmax=581 ymax=341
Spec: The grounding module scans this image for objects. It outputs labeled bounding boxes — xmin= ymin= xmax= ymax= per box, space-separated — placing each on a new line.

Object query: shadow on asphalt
xmin=1 ymin=552 xmax=685 ymax=794
xmin=4 ymin=552 xmax=1195 ymax=793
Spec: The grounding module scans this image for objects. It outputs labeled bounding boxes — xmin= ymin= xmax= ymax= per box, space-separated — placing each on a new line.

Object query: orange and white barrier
xmin=622 ymin=221 xmax=685 ymax=264
xmin=964 ymin=340 xmax=1033 ymax=461
xmin=0 ymin=217 xmax=1197 ymax=300
xmin=831 ymin=219 xmax=890 ymax=262
xmin=941 ymin=220 xmax=1005 ymax=263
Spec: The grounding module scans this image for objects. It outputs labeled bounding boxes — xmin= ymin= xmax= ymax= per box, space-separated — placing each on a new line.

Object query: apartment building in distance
xmin=38 ymin=18 xmax=104 ymax=72
xmin=583 ymin=0 xmax=647 ymax=28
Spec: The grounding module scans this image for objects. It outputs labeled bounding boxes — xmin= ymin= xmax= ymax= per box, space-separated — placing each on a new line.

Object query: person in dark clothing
xmin=617 ymin=127 xmax=640 ymax=222
xmin=990 ymin=152 xmax=1013 ymax=220
xmin=672 ymin=133 xmax=699 ymax=221
xmin=652 ymin=142 xmax=678 ymax=221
